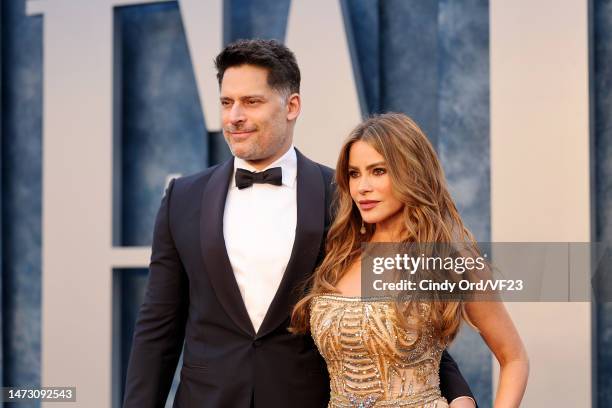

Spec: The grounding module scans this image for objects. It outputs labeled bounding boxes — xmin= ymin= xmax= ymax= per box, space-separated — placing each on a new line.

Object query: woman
xmin=291 ymin=113 xmax=528 ymax=407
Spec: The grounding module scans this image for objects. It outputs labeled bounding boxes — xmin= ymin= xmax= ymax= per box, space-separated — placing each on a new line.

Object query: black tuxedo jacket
xmin=123 ymin=150 xmax=475 ymax=408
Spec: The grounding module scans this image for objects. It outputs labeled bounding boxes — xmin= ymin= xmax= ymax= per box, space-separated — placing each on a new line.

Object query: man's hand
xmin=449 ymin=396 xmax=476 ymax=408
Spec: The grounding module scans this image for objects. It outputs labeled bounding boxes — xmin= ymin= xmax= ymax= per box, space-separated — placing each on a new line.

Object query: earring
xmin=360 ymin=221 xmax=366 ymax=235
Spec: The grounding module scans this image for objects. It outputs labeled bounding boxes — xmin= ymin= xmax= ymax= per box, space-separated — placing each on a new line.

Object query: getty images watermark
xmin=360 ymin=242 xmax=612 ymax=302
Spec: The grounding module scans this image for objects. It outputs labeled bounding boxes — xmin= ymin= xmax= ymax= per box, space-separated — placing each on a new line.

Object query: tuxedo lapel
xmin=256 ymin=150 xmax=326 ymax=338
xmin=200 ymin=159 xmax=256 ymax=337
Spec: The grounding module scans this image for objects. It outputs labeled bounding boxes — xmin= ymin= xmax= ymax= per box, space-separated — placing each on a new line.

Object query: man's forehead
xmin=221 ymin=65 xmax=270 ymax=89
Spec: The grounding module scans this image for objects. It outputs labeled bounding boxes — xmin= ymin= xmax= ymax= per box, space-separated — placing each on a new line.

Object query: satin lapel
xmin=256 ymin=150 xmax=326 ymax=338
xmin=200 ymin=159 xmax=255 ymax=337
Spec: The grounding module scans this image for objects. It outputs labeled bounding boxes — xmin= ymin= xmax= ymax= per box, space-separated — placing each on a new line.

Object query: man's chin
xmin=231 ymin=148 xmax=260 ymax=161
xmin=228 ymin=141 xmax=255 ymax=158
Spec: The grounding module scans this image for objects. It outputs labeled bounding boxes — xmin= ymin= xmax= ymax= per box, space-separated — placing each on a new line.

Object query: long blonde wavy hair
xmin=290 ymin=113 xmax=477 ymax=343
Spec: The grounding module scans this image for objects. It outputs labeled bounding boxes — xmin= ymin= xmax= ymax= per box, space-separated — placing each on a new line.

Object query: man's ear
xmin=286 ymin=93 xmax=301 ymax=121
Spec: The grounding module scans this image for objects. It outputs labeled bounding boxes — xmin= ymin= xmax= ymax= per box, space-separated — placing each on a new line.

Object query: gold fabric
xmin=310 ymin=295 xmax=449 ymax=408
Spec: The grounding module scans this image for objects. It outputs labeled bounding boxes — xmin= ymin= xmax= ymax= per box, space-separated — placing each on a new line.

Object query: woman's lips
xmin=359 ymin=200 xmax=379 ymax=211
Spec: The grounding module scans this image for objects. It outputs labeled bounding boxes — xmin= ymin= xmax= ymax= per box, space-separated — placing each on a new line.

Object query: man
xmin=123 ymin=39 xmax=477 ymax=408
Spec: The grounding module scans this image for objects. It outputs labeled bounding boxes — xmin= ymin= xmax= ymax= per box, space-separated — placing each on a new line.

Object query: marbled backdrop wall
xmin=595 ymin=0 xmax=612 ymax=406
xmin=1 ymin=0 xmax=43 ymax=400
xmin=7 ymin=0 xmax=610 ymax=407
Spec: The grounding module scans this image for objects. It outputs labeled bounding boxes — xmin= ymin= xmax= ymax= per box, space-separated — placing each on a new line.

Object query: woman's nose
xmin=358 ymin=176 xmax=373 ymax=194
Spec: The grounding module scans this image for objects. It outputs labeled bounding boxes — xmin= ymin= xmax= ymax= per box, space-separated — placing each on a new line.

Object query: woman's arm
xmin=465 ymin=301 xmax=529 ymax=408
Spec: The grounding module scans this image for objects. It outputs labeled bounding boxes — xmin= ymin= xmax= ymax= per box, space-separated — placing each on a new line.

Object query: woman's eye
xmin=373 ymin=168 xmax=386 ymax=175
xmin=348 ymin=171 xmax=359 ymax=178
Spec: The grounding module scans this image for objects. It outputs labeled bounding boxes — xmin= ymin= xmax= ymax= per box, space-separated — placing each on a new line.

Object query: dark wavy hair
xmin=214 ymin=39 xmax=300 ymax=95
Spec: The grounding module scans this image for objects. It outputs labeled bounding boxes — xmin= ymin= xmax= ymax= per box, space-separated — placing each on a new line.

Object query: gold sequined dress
xmin=310 ymin=295 xmax=449 ymax=408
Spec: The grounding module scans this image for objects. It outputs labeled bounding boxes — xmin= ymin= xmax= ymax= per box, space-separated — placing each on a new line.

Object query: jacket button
xmin=252 ymin=340 xmax=262 ymax=348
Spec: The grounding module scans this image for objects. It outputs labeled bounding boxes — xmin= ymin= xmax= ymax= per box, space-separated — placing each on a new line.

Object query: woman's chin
xmin=363 ymin=213 xmax=400 ymax=227
xmin=362 ymin=215 xmax=380 ymax=225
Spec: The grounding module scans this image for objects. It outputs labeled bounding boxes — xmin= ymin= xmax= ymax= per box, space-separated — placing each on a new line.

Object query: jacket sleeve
xmin=439 ymin=349 xmax=478 ymax=407
xmin=123 ymin=178 xmax=189 ymax=408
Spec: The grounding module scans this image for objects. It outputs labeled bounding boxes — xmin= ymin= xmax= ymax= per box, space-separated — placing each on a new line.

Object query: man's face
xmin=220 ymin=64 xmax=297 ymax=168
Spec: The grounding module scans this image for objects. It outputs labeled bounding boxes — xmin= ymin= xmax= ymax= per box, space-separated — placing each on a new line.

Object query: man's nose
xmin=229 ymin=103 xmax=246 ymax=124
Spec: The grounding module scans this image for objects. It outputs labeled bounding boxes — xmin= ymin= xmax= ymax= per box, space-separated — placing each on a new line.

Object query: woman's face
xmin=348 ymin=140 xmax=404 ymax=227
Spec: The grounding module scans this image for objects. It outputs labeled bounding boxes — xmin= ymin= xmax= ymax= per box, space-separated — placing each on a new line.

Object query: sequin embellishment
xmin=310 ymin=295 xmax=449 ymax=408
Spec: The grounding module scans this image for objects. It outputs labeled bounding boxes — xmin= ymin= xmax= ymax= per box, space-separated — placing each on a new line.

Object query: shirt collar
xmin=231 ymin=145 xmax=297 ymax=188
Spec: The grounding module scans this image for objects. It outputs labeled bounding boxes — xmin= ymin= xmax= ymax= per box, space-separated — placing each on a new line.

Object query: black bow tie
xmin=235 ymin=167 xmax=283 ymax=189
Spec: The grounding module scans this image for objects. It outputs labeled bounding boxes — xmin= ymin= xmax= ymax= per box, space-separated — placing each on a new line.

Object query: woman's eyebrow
xmin=348 ymin=161 xmax=386 ymax=170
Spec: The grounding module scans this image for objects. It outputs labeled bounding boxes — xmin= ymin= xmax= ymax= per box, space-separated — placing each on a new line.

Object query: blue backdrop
xmin=595 ymin=0 xmax=612 ymax=406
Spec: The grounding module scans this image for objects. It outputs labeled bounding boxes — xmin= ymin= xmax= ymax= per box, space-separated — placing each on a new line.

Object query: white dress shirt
xmin=223 ymin=146 xmax=297 ymax=333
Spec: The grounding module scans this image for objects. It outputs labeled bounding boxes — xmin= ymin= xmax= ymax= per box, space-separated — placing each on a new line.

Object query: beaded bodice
xmin=310 ymin=295 xmax=448 ymax=408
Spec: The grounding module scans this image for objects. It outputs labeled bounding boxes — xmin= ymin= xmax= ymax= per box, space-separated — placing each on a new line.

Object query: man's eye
xmin=221 ymin=100 xmax=231 ymax=107
xmin=246 ymin=99 xmax=260 ymax=105
xmin=373 ymin=168 xmax=386 ymax=175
